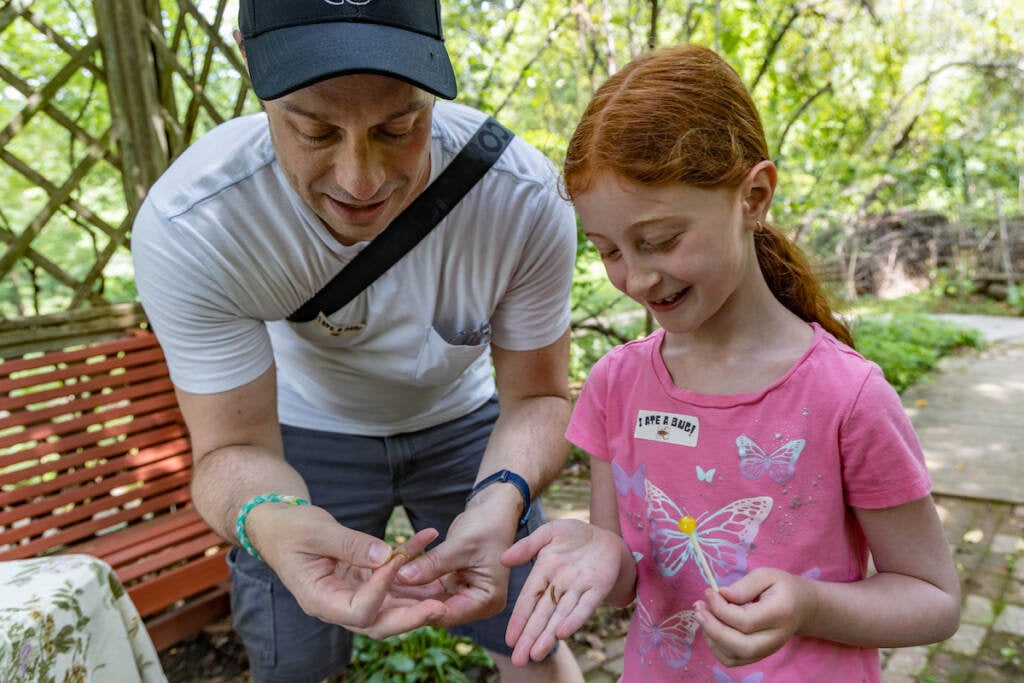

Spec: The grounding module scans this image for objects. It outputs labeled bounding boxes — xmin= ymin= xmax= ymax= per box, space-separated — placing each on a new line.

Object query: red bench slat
xmin=0 ymin=330 xmax=231 ymax=650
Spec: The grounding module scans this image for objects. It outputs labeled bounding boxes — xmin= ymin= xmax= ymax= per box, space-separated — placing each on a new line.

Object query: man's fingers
xmin=302 ymin=507 xmax=395 ymax=569
xmin=346 ymin=528 xmax=441 ymax=617
xmin=396 ymin=537 xmax=460 ymax=585
xmin=432 ymin=583 xmax=503 ymax=628
xmin=306 ymin=527 xmax=443 ymax=629
xmin=391 ymin=528 xmax=441 ymax=564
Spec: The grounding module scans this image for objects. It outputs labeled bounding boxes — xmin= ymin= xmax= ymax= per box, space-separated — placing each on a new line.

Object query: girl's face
xmin=577 ymin=173 xmax=759 ymax=335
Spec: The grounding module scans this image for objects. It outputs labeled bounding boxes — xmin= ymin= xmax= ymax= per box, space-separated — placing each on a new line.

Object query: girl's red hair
xmin=564 ymin=44 xmax=853 ymax=347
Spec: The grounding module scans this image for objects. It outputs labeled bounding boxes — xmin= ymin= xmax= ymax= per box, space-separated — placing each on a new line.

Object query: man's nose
xmin=332 ymin=139 xmax=386 ymax=202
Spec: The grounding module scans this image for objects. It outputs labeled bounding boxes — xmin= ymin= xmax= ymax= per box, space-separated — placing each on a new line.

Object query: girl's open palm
xmin=500 ymin=519 xmax=627 ymax=666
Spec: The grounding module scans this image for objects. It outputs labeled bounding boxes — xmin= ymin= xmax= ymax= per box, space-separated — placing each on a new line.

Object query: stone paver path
xmin=902 ymin=337 xmax=1024 ymax=504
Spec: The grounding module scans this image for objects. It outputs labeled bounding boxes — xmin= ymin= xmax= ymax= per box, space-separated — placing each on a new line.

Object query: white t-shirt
xmin=132 ymin=101 xmax=576 ymax=436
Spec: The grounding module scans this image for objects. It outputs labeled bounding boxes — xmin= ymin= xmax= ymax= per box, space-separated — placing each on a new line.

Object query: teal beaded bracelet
xmin=235 ymin=493 xmax=310 ymax=561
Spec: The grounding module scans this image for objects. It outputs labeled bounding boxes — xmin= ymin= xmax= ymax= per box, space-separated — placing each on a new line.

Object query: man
xmin=131 ymin=1 xmax=583 ymax=681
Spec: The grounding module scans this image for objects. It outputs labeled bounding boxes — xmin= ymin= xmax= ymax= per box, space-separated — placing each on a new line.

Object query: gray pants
xmin=228 ymin=397 xmax=548 ymax=683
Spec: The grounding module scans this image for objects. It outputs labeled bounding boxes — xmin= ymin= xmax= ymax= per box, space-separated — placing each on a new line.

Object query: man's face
xmin=263 ymin=74 xmax=435 ymax=245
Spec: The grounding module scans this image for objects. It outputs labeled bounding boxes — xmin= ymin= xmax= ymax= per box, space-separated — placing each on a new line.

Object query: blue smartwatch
xmin=466 ymin=469 xmax=532 ymax=528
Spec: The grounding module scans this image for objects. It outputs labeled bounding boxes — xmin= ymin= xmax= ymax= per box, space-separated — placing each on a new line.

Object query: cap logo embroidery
xmin=323 ymin=0 xmax=373 ymax=5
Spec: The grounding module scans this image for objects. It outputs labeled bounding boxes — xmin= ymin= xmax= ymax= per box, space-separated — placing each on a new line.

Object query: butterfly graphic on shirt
xmin=613 ymin=462 xmax=647 ymax=532
xmin=635 ymin=600 xmax=700 ymax=669
xmin=713 ymin=668 xmax=765 ymax=683
xmin=736 ymin=435 xmax=805 ymax=483
xmin=612 ymin=461 xmax=646 ymax=497
xmin=646 ymin=479 xmax=773 ymax=587
xmin=696 ymin=465 xmax=716 ymax=483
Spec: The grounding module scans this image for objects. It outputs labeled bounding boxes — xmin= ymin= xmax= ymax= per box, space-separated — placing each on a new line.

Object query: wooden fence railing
xmin=0 ymin=0 xmax=258 ymax=320
xmin=0 ymin=301 xmax=147 ymax=358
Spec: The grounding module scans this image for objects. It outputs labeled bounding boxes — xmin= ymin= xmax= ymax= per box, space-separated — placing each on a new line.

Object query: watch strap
xmin=466 ymin=469 xmax=532 ymax=528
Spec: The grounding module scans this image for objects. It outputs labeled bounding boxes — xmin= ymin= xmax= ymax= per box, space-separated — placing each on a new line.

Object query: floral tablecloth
xmin=0 ymin=554 xmax=168 ymax=683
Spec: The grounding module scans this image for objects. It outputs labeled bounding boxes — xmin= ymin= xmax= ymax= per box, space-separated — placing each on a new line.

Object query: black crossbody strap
xmin=287 ymin=117 xmax=514 ymax=323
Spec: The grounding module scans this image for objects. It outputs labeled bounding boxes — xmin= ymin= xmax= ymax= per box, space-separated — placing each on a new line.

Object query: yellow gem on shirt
xmin=678 ymin=516 xmax=697 ymax=534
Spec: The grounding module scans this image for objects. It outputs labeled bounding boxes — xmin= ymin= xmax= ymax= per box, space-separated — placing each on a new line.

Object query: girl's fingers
xmin=528 ymin=585 xmax=579 ymax=661
xmin=506 ymin=569 xmax=556 ymax=644
xmin=508 ymin=576 xmax=564 ymax=665
xmin=500 ymin=523 xmax=555 ymax=568
xmin=554 ymin=587 xmax=604 ymax=640
xmin=506 ymin=588 xmax=547 ymax=661
xmin=519 ymin=580 xmax=583 ymax=663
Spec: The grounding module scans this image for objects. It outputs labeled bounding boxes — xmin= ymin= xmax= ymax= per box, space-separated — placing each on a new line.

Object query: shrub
xmin=850 ymin=315 xmax=985 ymax=392
xmin=348 ymin=626 xmax=494 ymax=682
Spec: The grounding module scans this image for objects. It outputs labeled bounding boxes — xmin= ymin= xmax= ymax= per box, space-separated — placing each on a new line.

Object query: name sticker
xmin=634 ymin=410 xmax=700 ymax=447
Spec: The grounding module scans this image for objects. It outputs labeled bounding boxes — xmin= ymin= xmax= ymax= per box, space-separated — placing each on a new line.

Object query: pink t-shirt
xmin=567 ymin=323 xmax=931 ymax=682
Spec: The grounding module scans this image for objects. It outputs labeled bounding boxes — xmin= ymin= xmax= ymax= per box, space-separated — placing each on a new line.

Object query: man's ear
xmin=234 ymin=29 xmax=248 ymax=67
xmin=741 ymin=159 xmax=778 ymax=221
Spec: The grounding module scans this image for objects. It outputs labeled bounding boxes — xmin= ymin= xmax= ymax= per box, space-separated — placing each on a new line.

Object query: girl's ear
xmin=741 ymin=160 xmax=778 ymax=224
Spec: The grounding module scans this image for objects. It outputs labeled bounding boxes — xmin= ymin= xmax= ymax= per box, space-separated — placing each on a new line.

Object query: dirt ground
xmin=158 ymin=603 xmax=631 ymax=682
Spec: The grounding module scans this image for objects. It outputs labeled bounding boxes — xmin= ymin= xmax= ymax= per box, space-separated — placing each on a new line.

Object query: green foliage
xmin=348 ymin=627 xmax=494 ymax=683
xmin=3 ymin=1 xmax=1023 ymax=320
xmin=998 ymin=642 xmax=1023 ymax=671
xmin=850 ymin=315 xmax=985 ymax=392
xmin=569 ymin=243 xmax=649 ymax=384
xmin=843 ymin=286 xmax=1017 ymax=317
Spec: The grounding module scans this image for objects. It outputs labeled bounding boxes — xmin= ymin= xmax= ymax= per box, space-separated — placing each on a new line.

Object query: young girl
xmin=500 ymin=44 xmax=960 ymax=681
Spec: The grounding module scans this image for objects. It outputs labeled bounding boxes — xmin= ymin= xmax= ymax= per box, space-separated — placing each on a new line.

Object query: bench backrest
xmin=0 ymin=328 xmax=232 ymax=651
xmin=0 ymin=330 xmax=193 ymax=558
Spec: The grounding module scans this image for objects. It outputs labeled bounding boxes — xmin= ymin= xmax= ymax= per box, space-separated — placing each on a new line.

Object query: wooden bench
xmin=0 ymin=329 xmax=231 ymax=651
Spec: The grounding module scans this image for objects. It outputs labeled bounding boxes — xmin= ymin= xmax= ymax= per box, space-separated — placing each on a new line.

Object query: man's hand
xmin=254 ymin=503 xmax=450 ymax=639
xmin=395 ymin=504 xmax=519 ymax=628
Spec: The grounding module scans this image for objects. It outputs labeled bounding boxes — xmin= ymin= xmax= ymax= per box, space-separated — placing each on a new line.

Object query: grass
xmin=849 ymin=314 xmax=986 ymax=392
xmin=840 ymin=289 xmax=1018 ymax=318
xmin=838 ymin=288 xmax=1009 ymax=392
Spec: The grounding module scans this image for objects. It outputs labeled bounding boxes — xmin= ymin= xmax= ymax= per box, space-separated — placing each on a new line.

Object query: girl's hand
xmin=694 ymin=567 xmax=813 ymax=667
xmin=499 ymin=519 xmax=627 ymax=666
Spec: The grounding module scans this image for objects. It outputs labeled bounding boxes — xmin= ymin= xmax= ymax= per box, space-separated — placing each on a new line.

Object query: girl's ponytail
xmin=755 ymin=224 xmax=853 ymax=347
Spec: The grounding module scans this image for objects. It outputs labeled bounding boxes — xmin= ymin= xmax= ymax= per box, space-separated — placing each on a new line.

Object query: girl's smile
xmin=577 ymin=172 xmax=755 ymax=335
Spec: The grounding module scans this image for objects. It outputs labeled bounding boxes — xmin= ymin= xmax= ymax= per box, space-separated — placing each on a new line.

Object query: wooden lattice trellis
xmin=0 ymin=0 xmax=259 ymax=320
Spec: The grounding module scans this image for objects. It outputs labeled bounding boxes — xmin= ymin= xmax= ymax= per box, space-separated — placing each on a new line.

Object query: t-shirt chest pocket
xmin=413 ymin=321 xmax=491 ymax=386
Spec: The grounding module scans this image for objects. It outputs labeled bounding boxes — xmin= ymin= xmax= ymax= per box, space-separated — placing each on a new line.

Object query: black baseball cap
xmin=238 ymin=0 xmax=457 ymax=101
